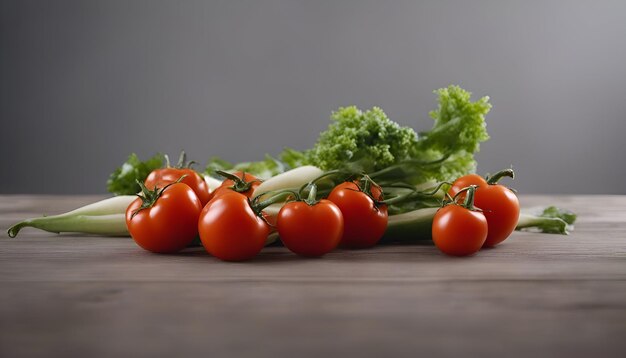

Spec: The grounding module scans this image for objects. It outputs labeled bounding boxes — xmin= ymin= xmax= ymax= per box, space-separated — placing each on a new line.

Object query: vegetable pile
xmin=7 ymin=85 xmax=577 ymax=259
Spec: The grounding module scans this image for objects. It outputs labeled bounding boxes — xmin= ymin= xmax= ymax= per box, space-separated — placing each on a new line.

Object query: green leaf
xmin=516 ymin=206 xmax=577 ymax=234
xmin=540 ymin=206 xmax=577 ymax=225
xmin=411 ymin=85 xmax=491 ymax=182
xmin=307 ymin=106 xmax=418 ymax=172
xmin=106 ymin=153 xmax=164 ymax=195
xmin=204 ymin=156 xmax=234 ymax=176
xmin=279 ymin=148 xmax=308 ymax=170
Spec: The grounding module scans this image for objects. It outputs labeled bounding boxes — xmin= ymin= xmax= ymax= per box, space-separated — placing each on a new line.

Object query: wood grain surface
xmin=1 ymin=195 xmax=625 ymax=358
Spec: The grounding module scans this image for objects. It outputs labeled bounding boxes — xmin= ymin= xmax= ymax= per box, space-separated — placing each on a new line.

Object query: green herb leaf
xmin=411 ymin=85 xmax=491 ymax=182
xmin=516 ymin=206 xmax=577 ymax=234
xmin=308 ymin=106 xmax=418 ymax=173
xmin=106 ymin=153 xmax=164 ymax=195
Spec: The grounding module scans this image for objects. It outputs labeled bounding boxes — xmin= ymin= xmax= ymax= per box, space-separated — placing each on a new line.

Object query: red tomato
xmin=449 ymin=172 xmax=520 ymax=247
xmin=277 ymin=199 xmax=343 ymax=257
xmin=211 ymin=171 xmax=261 ymax=199
xmin=198 ymin=191 xmax=270 ymax=261
xmin=327 ymin=181 xmax=388 ymax=249
xmin=432 ymin=204 xmax=488 ymax=256
xmin=145 ymin=168 xmax=212 ymax=205
xmin=126 ymin=183 xmax=203 ymax=253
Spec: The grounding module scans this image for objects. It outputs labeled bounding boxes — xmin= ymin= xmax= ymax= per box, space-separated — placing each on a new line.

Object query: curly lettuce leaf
xmin=307 ymin=106 xmax=418 ymax=172
xmin=203 ymin=85 xmax=490 ymax=188
xmin=411 ymin=85 xmax=491 ymax=182
xmin=107 ymin=153 xmax=164 ymax=195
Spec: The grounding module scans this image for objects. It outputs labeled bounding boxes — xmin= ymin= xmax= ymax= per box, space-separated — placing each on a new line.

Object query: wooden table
xmin=1 ymin=195 xmax=625 ymax=357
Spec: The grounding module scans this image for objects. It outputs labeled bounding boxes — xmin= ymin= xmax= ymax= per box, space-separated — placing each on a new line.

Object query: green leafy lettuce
xmin=107 ymin=153 xmax=164 ymax=195
xmin=411 ymin=85 xmax=491 ymax=182
xmin=307 ymin=106 xmax=418 ymax=172
xmin=204 ymin=85 xmax=491 ymax=185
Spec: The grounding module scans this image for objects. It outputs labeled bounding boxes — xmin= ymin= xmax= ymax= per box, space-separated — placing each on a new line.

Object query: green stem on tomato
xmin=380 ymin=181 xmax=450 ymax=206
xmin=164 ymin=151 xmax=196 ymax=169
xmin=215 ymin=170 xmax=259 ymax=193
xmin=303 ymin=184 xmax=318 ymax=206
xmin=131 ymin=176 xmax=186 ymax=219
xmin=486 ymin=168 xmax=515 ymax=185
xmin=298 ymin=169 xmax=348 ymax=194
xmin=462 ymin=185 xmax=478 ymax=209
xmin=448 ymin=185 xmax=480 ymax=211
xmin=252 ymin=189 xmax=300 ymax=213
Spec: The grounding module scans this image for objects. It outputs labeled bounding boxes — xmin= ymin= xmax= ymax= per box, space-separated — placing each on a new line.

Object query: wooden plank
xmin=0 ymin=195 xmax=625 ymax=358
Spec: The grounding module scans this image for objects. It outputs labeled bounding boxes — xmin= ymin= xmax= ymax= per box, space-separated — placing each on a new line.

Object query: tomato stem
xmin=304 ymin=184 xmax=318 ymax=206
xmin=163 ymin=151 xmax=196 ymax=169
xmin=215 ymin=170 xmax=260 ymax=194
xmin=176 ymin=151 xmax=197 ymax=169
xmin=415 ymin=181 xmax=452 ymax=197
xmin=463 ymin=185 xmax=478 ymax=209
xmin=299 ymin=169 xmax=348 ymax=194
xmin=252 ymin=189 xmax=300 ymax=213
xmin=380 ymin=181 xmax=451 ymax=206
xmin=360 ymin=175 xmax=372 ymax=195
xmin=356 ymin=175 xmax=384 ymax=201
xmin=486 ymin=168 xmax=515 ymax=185
xmin=176 ymin=151 xmax=187 ymax=168
xmin=449 ymin=185 xmax=481 ymax=211
xmin=131 ymin=175 xmax=187 ymax=219
xmin=382 ymin=183 xmax=420 ymax=190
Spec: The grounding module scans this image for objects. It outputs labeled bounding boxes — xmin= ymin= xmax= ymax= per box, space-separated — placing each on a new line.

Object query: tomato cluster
xmin=126 ymin=165 xmax=389 ymax=261
xmin=126 ymin=158 xmax=519 ymax=260
xmin=432 ymin=170 xmax=520 ymax=257
xmin=276 ymin=179 xmax=388 ymax=256
xmin=127 ymin=170 xmax=266 ymax=260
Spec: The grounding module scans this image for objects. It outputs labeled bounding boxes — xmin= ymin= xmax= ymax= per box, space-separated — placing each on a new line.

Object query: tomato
xmin=126 ymin=183 xmax=203 ymax=254
xmin=432 ymin=204 xmax=488 ymax=256
xmin=327 ymin=181 xmax=388 ymax=249
xmin=211 ymin=171 xmax=261 ymax=199
xmin=198 ymin=191 xmax=269 ymax=261
xmin=277 ymin=199 xmax=343 ymax=257
xmin=145 ymin=168 xmax=211 ymax=205
xmin=449 ymin=170 xmax=520 ymax=247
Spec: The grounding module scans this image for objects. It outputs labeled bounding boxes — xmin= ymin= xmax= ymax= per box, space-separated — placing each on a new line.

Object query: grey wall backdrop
xmin=1 ymin=0 xmax=625 ymax=194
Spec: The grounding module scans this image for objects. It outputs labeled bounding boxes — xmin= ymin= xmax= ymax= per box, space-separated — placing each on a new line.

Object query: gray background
xmin=1 ymin=0 xmax=625 ymax=194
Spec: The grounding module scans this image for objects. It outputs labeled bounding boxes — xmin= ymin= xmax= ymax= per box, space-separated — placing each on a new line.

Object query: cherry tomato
xmin=198 ymin=191 xmax=269 ymax=261
xmin=449 ymin=171 xmax=520 ymax=247
xmin=126 ymin=183 xmax=203 ymax=254
xmin=211 ymin=171 xmax=261 ymax=199
xmin=145 ymin=168 xmax=211 ymax=205
xmin=277 ymin=199 xmax=343 ymax=257
xmin=432 ymin=204 xmax=488 ymax=256
xmin=327 ymin=181 xmax=388 ymax=249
